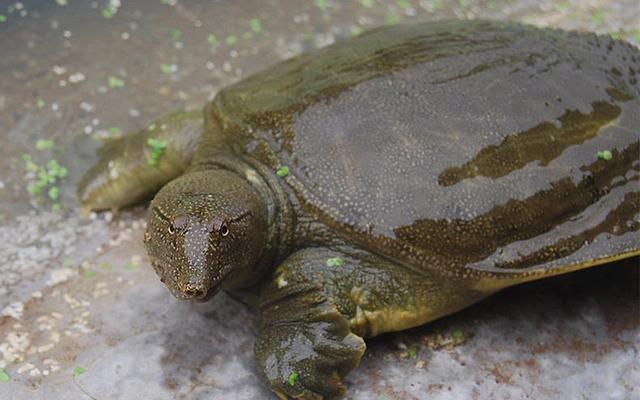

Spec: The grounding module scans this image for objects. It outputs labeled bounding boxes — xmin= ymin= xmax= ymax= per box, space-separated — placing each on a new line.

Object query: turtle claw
xmin=256 ymin=308 xmax=366 ymax=400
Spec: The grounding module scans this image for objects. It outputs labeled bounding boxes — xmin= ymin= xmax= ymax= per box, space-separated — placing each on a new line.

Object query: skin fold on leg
xmin=78 ymin=110 xmax=203 ymax=213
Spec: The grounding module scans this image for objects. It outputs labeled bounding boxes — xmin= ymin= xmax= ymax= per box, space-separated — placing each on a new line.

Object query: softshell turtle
xmin=79 ymin=20 xmax=640 ymax=399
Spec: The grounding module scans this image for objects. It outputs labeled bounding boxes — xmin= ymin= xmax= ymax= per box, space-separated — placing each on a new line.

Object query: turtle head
xmin=145 ymin=169 xmax=268 ymax=301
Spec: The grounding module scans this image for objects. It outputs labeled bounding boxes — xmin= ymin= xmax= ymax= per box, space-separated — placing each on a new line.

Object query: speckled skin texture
xmin=80 ymin=20 xmax=640 ymax=399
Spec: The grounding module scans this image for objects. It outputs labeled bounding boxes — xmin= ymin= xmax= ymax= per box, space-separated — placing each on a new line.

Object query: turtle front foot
xmin=255 ymin=250 xmax=366 ymax=399
xmin=256 ymin=309 xmax=365 ymax=399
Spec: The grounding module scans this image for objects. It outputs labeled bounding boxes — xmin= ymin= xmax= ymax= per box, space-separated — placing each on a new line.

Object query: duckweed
xmin=276 ymin=165 xmax=289 ymax=178
xmin=326 ymin=257 xmax=345 ymax=267
xmin=385 ymin=13 xmax=400 ymax=24
xmin=108 ymin=76 xmax=125 ymax=88
xmin=83 ymin=269 xmax=96 ymax=278
xmin=147 ymin=138 xmax=168 ymax=166
xmin=249 ymin=18 xmax=263 ymax=34
xmin=160 ymin=63 xmax=177 ymax=74
xmin=360 ymin=0 xmax=374 ymax=8
xmin=22 ymin=146 xmax=68 ymax=211
xmin=288 ymin=371 xmax=299 ymax=386
xmin=101 ymin=261 xmax=113 ymax=270
xmin=102 ymin=6 xmax=116 ymax=18
xmin=207 ymin=34 xmax=219 ymax=45
xmin=170 ymin=28 xmax=182 ymax=41
xmin=125 ymin=262 xmax=140 ymax=271
xmin=315 ymin=0 xmax=328 ymax=11
xmin=48 ymin=186 xmax=60 ymax=200
xmin=35 ymin=139 xmax=55 ymax=150
xmin=452 ymin=329 xmax=465 ymax=341
xmin=597 ymin=150 xmax=613 ymax=160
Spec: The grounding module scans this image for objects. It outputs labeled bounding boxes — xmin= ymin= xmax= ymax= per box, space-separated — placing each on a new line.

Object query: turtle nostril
xmin=184 ymin=286 xmax=204 ymax=298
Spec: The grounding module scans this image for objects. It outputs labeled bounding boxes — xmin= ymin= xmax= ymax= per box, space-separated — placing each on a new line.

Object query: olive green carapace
xmin=78 ymin=20 xmax=640 ymax=399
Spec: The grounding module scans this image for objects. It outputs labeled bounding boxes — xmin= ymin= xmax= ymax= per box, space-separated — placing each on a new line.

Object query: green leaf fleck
xmin=125 ymin=262 xmax=140 ymax=271
xmin=597 ymin=150 xmax=613 ymax=160
xmin=315 ymin=0 xmax=328 ymax=11
xmin=108 ymin=127 xmax=122 ymax=136
xmin=452 ymin=329 xmax=464 ymax=341
xmin=48 ymin=186 xmax=60 ymax=200
xmin=0 ymin=15 xmax=6 ymax=23
xmin=73 ymin=366 xmax=86 ymax=377
xmin=147 ymin=138 xmax=169 ymax=166
xmin=108 ymin=76 xmax=125 ymax=88
xmin=52 ymin=203 xmax=61 ymax=212
xmin=225 ymin=35 xmax=239 ymax=45
xmin=457 ymin=0 xmax=471 ymax=9
xmin=82 ymin=270 xmax=96 ymax=278
xmin=207 ymin=34 xmax=219 ymax=45
xmin=37 ymin=99 xmax=46 ymax=108
xmin=36 ymin=139 xmax=55 ymax=150
xmin=170 ymin=28 xmax=182 ymax=41
xmin=24 ymin=158 xmax=39 ymax=173
xmin=101 ymin=261 xmax=112 ymax=270
xmin=27 ymin=183 xmax=42 ymax=195
xmin=385 ymin=13 xmax=400 ymax=25
xmin=249 ymin=18 xmax=263 ymax=34
xmin=351 ymin=26 xmax=363 ymax=36
xmin=591 ymin=10 xmax=605 ymax=26
xmin=0 ymin=370 xmax=9 ymax=383
xmin=102 ymin=6 xmax=115 ymax=18
xmin=326 ymin=257 xmax=345 ymax=267
xmin=147 ymin=138 xmax=168 ymax=150
xmin=360 ymin=0 xmax=374 ymax=8
xmin=160 ymin=63 xmax=176 ymax=74
xmin=407 ymin=345 xmax=418 ymax=359
xmin=276 ymin=166 xmax=289 ymax=178
xmin=288 ymin=371 xmax=299 ymax=386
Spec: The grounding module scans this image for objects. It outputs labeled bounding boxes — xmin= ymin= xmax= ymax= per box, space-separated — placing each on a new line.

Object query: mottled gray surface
xmin=0 ymin=1 xmax=638 ymax=399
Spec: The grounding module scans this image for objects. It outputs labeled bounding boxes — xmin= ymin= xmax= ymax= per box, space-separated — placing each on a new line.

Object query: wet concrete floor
xmin=0 ymin=1 xmax=638 ymax=399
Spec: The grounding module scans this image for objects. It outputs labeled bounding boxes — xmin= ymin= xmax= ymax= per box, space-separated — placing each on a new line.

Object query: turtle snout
xmin=178 ymin=279 xmax=208 ymax=300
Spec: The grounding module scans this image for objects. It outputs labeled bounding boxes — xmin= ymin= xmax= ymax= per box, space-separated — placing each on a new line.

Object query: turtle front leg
xmin=255 ymin=248 xmax=366 ymax=400
xmin=78 ymin=110 xmax=203 ymax=213
xmin=256 ymin=247 xmax=489 ymax=399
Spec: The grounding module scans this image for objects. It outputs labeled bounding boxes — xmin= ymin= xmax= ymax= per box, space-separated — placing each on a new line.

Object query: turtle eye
xmin=220 ymin=223 xmax=229 ymax=237
xmin=168 ymin=224 xmax=175 ymax=234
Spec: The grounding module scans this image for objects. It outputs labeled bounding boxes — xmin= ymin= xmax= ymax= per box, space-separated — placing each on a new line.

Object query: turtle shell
xmin=203 ymin=20 xmax=639 ymax=287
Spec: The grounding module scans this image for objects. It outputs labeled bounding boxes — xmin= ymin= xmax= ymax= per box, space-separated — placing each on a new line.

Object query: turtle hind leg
xmin=255 ymin=247 xmax=488 ymax=399
xmin=78 ymin=110 xmax=203 ymax=214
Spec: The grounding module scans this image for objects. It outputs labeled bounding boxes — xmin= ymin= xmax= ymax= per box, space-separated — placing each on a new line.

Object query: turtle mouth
xmin=150 ymin=258 xmax=233 ymax=302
